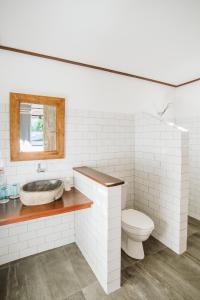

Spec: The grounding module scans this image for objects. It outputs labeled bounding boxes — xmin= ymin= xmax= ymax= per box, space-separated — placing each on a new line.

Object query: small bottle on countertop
xmin=62 ymin=178 xmax=72 ymax=191
xmin=9 ymin=183 xmax=20 ymax=200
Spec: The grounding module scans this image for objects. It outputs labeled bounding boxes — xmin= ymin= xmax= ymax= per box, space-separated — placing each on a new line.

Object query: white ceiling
xmin=0 ymin=0 xmax=200 ymax=84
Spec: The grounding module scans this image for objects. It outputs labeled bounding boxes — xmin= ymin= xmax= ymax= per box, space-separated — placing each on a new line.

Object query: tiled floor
xmin=0 ymin=217 xmax=200 ymax=300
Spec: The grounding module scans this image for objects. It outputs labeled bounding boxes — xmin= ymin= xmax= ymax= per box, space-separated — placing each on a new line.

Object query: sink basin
xmin=20 ymin=179 xmax=64 ymax=206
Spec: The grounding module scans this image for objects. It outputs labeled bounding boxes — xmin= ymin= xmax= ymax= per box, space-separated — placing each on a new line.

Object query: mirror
xmin=10 ymin=93 xmax=65 ymax=161
xmin=20 ymin=103 xmax=56 ymax=152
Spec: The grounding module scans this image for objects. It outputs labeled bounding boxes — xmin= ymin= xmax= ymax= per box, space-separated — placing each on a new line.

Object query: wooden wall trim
xmin=1 ymin=44 xmax=199 ymax=88
xmin=175 ymin=77 xmax=200 ymax=87
xmin=0 ymin=45 xmax=176 ymax=87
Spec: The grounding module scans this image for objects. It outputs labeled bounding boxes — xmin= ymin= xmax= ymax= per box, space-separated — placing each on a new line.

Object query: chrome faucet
xmin=37 ymin=163 xmax=46 ymax=173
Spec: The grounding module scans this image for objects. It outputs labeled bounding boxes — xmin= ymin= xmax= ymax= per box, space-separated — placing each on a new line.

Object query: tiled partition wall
xmin=176 ymin=117 xmax=200 ymax=220
xmin=0 ymin=103 xmax=134 ymax=209
xmin=134 ymin=113 xmax=189 ymax=254
xmin=74 ymin=171 xmax=121 ymax=294
xmin=0 ymin=212 xmax=75 ymax=265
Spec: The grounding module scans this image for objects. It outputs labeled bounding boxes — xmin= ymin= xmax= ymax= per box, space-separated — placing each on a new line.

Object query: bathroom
xmin=0 ymin=1 xmax=200 ymax=299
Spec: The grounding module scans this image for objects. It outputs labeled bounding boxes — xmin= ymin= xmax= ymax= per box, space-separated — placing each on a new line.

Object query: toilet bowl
xmin=121 ymin=183 xmax=154 ymax=259
xmin=121 ymin=209 xmax=154 ymax=259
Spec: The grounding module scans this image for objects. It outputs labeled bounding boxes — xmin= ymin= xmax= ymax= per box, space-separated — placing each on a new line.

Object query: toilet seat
xmin=122 ymin=209 xmax=154 ymax=232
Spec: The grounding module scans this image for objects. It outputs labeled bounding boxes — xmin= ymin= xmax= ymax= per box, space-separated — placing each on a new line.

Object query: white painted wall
xmin=1 ymin=0 xmax=200 ymax=84
xmin=0 ymin=50 xmax=174 ymax=115
xmin=174 ymin=82 xmax=200 ymax=118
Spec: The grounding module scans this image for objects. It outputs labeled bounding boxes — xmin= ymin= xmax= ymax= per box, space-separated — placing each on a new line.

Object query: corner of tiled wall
xmin=177 ymin=117 xmax=200 ymax=221
xmin=134 ymin=112 xmax=189 ymax=254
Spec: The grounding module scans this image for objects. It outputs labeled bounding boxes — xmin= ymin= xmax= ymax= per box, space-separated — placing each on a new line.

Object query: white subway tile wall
xmin=0 ymin=103 xmax=134 ymax=208
xmin=134 ymin=113 xmax=189 ymax=254
xmin=74 ymin=171 xmax=121 ymax=294
xmin=0 ymin=102 xmax=133 ymax=277
xmin=176 ymin=117 xmax=200 ymax=220
xmin=0 ymin=212 xmax=75 ymax=265
xmin=0 ymin=103 xmax=190 ymax=273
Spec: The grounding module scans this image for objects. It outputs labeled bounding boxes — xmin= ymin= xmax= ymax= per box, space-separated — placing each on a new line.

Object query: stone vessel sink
xmin=20 ymin=179 xmax=64 ymax=206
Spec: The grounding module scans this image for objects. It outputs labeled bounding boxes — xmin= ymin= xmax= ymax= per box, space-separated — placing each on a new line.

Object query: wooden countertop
xmin=73 ymin=166 xmax=124 ymax=187
xmin=0 ymin=188 xmax=93 ymax=226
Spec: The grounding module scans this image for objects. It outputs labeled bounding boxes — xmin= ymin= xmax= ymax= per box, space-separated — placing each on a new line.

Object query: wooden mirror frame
xmin=10 ymin=93 xmax=65 ymax=161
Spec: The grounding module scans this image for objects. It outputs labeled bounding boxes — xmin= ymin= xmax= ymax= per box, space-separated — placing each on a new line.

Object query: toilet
xmin=121 ymin=184 xmax=154 ymax=259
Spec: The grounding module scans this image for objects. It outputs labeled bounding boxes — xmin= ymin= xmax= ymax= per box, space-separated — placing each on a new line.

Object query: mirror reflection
xmin=20 ymin=103 xmax=56 ymax=152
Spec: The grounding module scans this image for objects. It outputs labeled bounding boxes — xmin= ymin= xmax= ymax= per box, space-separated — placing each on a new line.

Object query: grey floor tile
xmin=188 ymin=217 xmax=200 ymax=237
xmin=188 ymin=216 xmax=200 ymax=228
xmin=63 ymin=243 xmax=80 ymax=257
xmin=157 ymin=248 xmax=200 ymax=291
xmin=0 ymin=265 xmax=9 ymax=300
xmin=121 ymin=250 xmax=138 ymax=270
xmin=138 ymin=249 xmax=200 ymax=300
xmin=0 ymin=220 xmax=200 ymax=300
xmin=157 ymin=247 xmax=200 ymax=275
xmin=6 ymin=256 xmax=52 ymax=300
xmin=188 ymin=223 xmax=200 ymax=237
xmin=143 ymin=235 xmax=166 ymax=256
xmin=37 ymin=247 xmax=81 ymax=300
xmin=187 ymin=232 xmax=200 ymax=261
xmin=82 ymin=281 xmax=111 ymax=300
xmin=122 ymin=264 xmax=183 ymax=300
xmin=65 ymin=291 xmax=86 ymax=300
xmin=110 ymin=281 xmax=138 ymax=300
xmin=65 ymin=244 xmax=96 ymax=289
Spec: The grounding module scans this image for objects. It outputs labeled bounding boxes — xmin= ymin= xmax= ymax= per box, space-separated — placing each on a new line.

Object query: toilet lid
xmin=122 ymin=209 xmax=154 ymax=230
